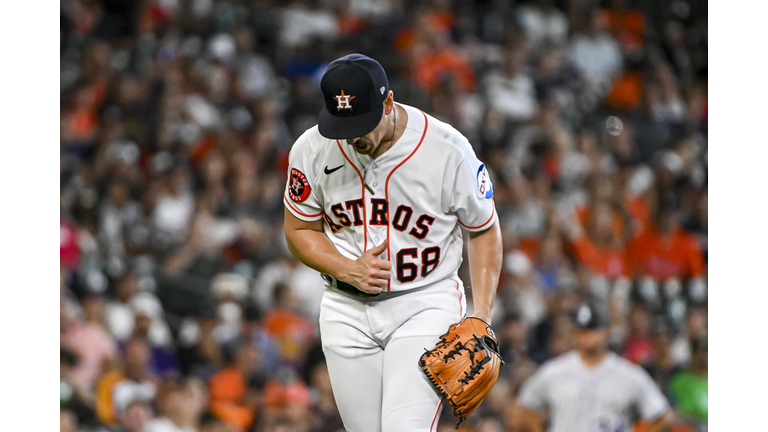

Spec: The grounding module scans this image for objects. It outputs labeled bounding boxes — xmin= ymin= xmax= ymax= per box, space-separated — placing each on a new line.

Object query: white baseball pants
xmin=319 ymin=277 xmax=467 ymax=432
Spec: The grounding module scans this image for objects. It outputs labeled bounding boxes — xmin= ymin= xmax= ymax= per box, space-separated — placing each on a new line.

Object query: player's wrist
xmin=334 ymin=257 xmax=359 ymax=284
xmin=470 ymin=310 xmax=493 ymax=324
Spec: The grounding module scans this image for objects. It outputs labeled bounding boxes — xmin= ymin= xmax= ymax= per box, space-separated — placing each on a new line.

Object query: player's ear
xmin=384 ymin=91 xmax=394 ymax=115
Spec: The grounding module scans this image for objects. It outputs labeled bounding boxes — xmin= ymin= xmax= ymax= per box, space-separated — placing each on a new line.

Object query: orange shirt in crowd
xmin=263 ymin=379 xmax=312 ymax=410
xmin=576 ymin=205 xmax=626 ymax=241
xmin=576 ymin=196 xmax=650 ymax=238
xmin=393 ymin=13 xmax=455 ymax=53
xmin=626 ymin=228 xmax=705 ymax=280
xmin=626 ymin=195 xmax=651 ymax=235
xmin=517 ymin=237 xmax=541 ymax=262
xmin=263 ymin=309 xmax=316 ymax=362
xmin=95 ymin=370 xmax=126 ymax=425
xmin=570 ymin=235 xmax=628 ymax=278
xmin=605 ymin=8 xmax=646 ymax=49
xmin=413 ymin=49 xmax=476 ymax=92
xmin=607 ymin=70 xmax=644 ymax=109
xmin=209 ymin=368 xmax=254 ymax=432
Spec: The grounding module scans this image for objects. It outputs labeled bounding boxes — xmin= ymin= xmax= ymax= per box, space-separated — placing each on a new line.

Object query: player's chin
xmin=352 ymin=142 xmax=371 ymax=153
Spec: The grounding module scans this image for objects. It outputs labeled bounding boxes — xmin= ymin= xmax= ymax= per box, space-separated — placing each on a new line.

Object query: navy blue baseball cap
xmin=318 ymin=54 xmax=390 ymax=140
xmin=572 ymin=300 xmax=610 ymax=330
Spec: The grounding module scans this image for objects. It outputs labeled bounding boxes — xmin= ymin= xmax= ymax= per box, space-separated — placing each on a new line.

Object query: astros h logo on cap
xmin=318 ymin=54 xmax=390 ymax=140
xmin=334 ymin=90 xmax=355 ymax=111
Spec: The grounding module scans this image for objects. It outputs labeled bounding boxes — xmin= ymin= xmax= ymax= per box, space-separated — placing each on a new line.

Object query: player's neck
xmin=371 ymin=104 xmax=406 ymax=159
xmin=578 ymin=349 xmax=608 ymax=367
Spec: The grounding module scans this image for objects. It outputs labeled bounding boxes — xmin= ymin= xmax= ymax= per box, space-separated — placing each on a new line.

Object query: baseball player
xmin=515 ymin=300 xmax=674 ymax=432
xmin=282 ymin=54 xmax=502 ymax=431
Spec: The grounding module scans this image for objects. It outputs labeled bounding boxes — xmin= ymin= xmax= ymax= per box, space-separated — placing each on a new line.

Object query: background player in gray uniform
xmin=516 ymin=300 xmax=674 ymax=432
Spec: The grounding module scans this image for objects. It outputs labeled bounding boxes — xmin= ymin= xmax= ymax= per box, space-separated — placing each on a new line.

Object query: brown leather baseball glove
xmin=419 ymin=317 xmax=504 ymax=425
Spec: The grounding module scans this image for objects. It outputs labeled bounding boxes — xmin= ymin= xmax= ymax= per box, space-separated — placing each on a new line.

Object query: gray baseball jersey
xmin=518 ymin=351 xmax=669 ymax=432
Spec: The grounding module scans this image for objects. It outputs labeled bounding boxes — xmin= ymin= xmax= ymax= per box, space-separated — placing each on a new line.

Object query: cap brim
xmin=318 ymin=105 xmax=383 ymax=140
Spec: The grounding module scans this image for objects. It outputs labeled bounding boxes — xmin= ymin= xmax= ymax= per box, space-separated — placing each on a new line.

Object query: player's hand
xmin=344 ymin=241 xmax=391 ymax=294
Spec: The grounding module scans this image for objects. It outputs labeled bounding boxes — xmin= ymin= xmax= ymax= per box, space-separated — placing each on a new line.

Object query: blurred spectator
xmin=208 ymin=341 xmax=260 ymax=431
xmin=484 ymin=46 xmax=539 ymax=123
xmin=61 ymin=348 xmax=99 ymax=429
xmin=516 ymin=0 xmax=569 ymax=51
xmin=668 ymin=336 xmax=708 ymax=429
xmin=99 ymin=177 xmax=144 ymax=256
xmin=262 ymin=283 xmax=317 ymax=369
xmin=61 ymin=295 xmax=118 ymax=392
xmin=410 ymin=8 xmax=476 ymax=94
xmin=626 ymin=193 xmax=705 ymax=280
xmin=603 ymin=0 xmax=646 ymax=53
xmin=496 ymin=312 xmax=538 ymax=393
xmin=199 ymin=416 xmax=237 ymax=432
xmin=569 ymin=8 xmax=623 ymax=97
xmin=528 ymin=282 xmax=578 ymax=364
xmin=642 ymin=321 xmax=683 ymax=398
xmin=61 ymin=409 xmax=81 ymax=432
xmin=504 ymin=250 xmax=547 ymax=329
xmin=567 ymin=199 xmax=629 ymax=278
xmin=221 ymin=302 xmax=281 ymax=376
xmin=535 ymin=231 xmax=566 ymax=292
xmin=106 ymin=273 xmax=174 ymax=349
xmin=252 ymin=241 xmax=325 ymax=323
xmin=306 ymin=360 xmax=343 ymax=432
xmin=681 ymin=191 xmax=707 ymax=262
xmin=112 ymin=381 xmax=155 ymax=432
xmin=278 ymin=1 xmax=340 ymax=53
xmin=669 ymin=307 xmax=708 ymax=376
xmin=61 ymin=219 xmax=82 ymax=269
xmin=143 ymin=376 xmax=208 ymax=432
xmin=95 ymin=337 xmax=157 ymax=426
xmin=177 ymin=301 xmax=225 ymax=380
xmin=622 ymin=303 xmax=655 ymax=365
xmin=260 ymin=378 xmax=313 ymax=432
xmin=152 ymin=166 xmax=195 ymax=246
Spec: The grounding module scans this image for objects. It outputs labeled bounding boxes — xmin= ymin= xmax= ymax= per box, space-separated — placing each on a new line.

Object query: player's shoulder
xmin=291 ymin=125 xmax=329 ymax=154
xmin=406 ymin=105 xmax=474 ymax=157
xmin=536 ymin=351 xmax=581 ymax=377
xmin=609 ymin=352 xmax=654 ymax=380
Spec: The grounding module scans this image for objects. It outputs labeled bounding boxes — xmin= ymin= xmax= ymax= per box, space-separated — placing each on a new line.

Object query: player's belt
xmin=322 ymin=274 xmax=380 ymax=298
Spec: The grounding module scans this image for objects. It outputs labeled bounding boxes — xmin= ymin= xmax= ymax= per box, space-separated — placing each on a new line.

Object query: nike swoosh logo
xmin=324 ymin=164 xmax=344 ymax=174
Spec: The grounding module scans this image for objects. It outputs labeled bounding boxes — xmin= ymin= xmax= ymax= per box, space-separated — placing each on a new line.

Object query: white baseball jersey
xmin=518 ymin=351 xmax=669 ymax=432
xmin=284 ymin=103 xmax=497 ymax=292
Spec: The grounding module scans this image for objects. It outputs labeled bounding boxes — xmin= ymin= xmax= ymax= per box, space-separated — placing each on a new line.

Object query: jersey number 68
xmin=396 ymin=246 xmax=441 ymax=283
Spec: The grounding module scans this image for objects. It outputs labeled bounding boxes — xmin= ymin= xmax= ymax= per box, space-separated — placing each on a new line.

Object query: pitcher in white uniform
xmin=516 ymin=300 xmax=675 ymax=432
xmin=282 ymin=54 xmax=503 ymax=431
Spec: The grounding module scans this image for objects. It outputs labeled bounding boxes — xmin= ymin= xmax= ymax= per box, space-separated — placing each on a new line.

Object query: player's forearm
xmin=285 ymin=227 xmax=354 ymax=280
xmin=466 ymin=219 xmax=502 ymax=323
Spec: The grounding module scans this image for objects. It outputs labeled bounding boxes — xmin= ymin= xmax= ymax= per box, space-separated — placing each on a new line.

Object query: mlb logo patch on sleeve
xmin=476 ymin=164 xmax=493 ymax=199
xmin=289 ymin=168 xmax=312 ymax=202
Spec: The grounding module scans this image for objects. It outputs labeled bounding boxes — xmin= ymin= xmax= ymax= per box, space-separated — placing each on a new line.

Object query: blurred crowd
xmin=60 ymin=0 xmax=707 ymax=431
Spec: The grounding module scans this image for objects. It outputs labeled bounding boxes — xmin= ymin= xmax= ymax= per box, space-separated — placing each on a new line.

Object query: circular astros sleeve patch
xmin=288 ymin=168 xmax=312 ymax=202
